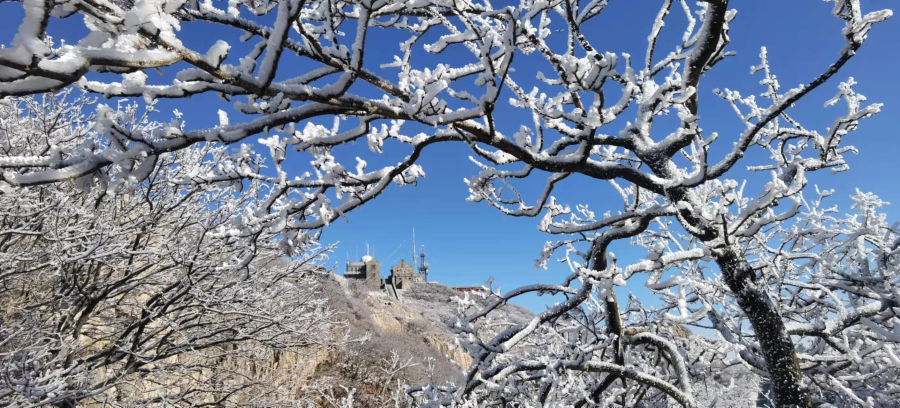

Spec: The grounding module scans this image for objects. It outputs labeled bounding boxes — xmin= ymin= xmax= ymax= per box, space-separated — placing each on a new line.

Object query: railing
xmin=384 ymin=281 xmax=399 ymax=300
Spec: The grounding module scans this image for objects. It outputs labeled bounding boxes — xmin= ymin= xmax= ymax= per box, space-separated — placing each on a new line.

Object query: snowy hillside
xmin=305 ymin=275 xmax=533 ymax=407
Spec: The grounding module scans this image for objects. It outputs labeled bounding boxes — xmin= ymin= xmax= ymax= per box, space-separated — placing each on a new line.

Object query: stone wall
xmin=364 ymin=258 xmax=381 ymax=290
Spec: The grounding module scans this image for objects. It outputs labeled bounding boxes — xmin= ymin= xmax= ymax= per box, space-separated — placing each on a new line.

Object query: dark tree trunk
xmin=714 ymin=247 xmax=811 ymax=408
xmin=55 ymin=400 xmax=77 ymax=408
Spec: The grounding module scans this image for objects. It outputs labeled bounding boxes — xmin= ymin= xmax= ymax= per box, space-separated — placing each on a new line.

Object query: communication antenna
xmin=412 ymin=229 xmax=418 ymax=271
xmin=419 ymin=245 xmax=430 ymax=282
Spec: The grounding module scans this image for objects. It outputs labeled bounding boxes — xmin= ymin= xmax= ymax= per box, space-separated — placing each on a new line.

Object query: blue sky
xmin=320 ymin=0 xmax=900 ymax=312
xmin=2 ymin=0 xmax=898 ymax=313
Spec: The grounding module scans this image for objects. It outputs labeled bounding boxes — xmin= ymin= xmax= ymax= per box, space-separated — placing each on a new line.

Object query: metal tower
xmin=418 ymin=245 xmax=429 ymax=282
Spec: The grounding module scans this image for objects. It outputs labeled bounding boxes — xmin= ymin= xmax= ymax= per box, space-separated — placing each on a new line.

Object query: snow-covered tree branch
xmin=0 ymin=91 xmax=341 ymax=407
xmin=0 ymin=0 xmax=896 ymax=406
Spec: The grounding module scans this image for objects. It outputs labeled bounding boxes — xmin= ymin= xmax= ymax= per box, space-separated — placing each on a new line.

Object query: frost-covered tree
xmin=0 ymin=91 xmax=338 ymax=407
xmin=0 ymin=0 xmax=896 ymax=406
xmin=414 ymin=188 xmax=900 ymax=407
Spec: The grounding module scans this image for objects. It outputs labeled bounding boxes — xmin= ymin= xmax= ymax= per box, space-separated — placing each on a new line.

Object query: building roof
xmin=392 ymin=259 xmax=412 ymax=270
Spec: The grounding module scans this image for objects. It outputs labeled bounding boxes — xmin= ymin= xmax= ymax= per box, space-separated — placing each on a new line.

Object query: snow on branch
xmin=0 ymin=0 xmax=895 ymax=405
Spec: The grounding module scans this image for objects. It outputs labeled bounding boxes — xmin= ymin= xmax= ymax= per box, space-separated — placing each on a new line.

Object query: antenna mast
xmin=412 ymin=229 xmax=417 ymax=271
xmin=419 ymin=245 xmax=429 ymax=282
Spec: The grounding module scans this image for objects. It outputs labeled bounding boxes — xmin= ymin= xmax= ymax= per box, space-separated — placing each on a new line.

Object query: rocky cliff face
xmin=303 ymin=275 xmax=533 ymax=407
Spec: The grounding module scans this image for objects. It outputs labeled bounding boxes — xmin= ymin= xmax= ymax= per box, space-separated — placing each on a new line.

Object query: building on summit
xmin=387 ymin=259 xmax=423 ymax=289
xmin=344 ymin=255 xmax=381 ymax=290
xmin=344 ymin=256 xmax=425 ymax=294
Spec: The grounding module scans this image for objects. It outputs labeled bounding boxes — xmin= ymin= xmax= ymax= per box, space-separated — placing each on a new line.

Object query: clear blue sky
xmin=2 ymin=0 xmax=898 ymax=312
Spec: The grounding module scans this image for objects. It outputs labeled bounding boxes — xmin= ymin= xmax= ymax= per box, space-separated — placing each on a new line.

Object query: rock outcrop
xmin=303 ymin=274 xmax=533 ymax=407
